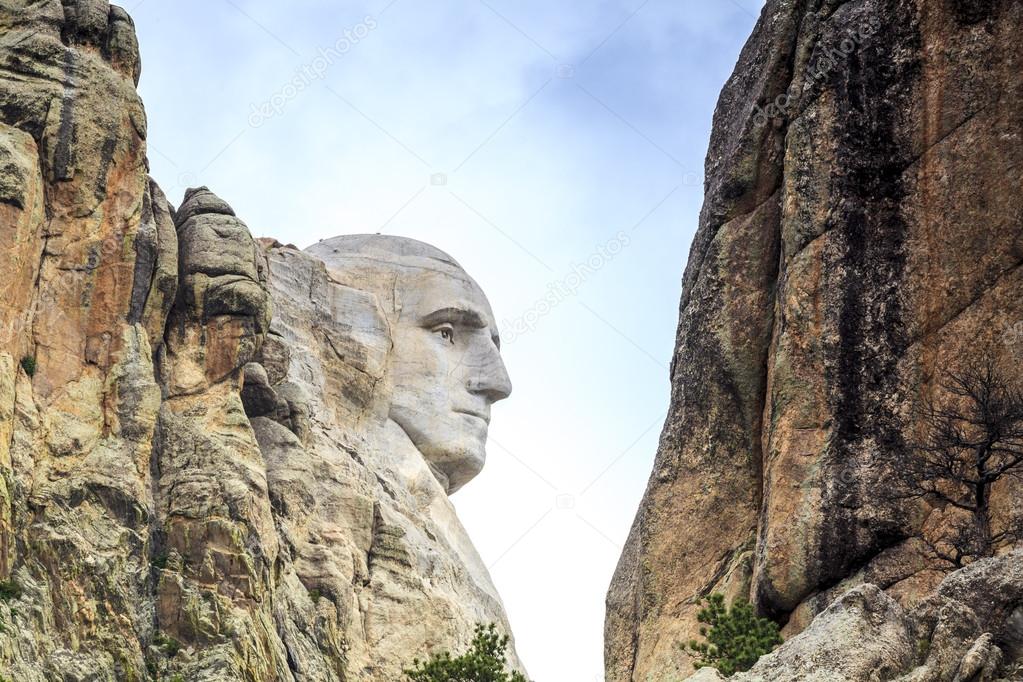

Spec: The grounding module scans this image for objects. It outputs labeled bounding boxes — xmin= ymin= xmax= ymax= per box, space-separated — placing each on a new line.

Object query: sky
xmin=131 ymin=1 xmax=763 ymax=679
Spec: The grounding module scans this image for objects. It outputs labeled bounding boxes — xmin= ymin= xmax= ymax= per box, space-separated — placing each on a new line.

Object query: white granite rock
xmin=249 ymin=238 xmax=523 ymax=679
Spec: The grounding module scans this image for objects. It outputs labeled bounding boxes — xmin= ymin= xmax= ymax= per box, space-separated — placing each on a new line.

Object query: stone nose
xmin=467 ymin=348 xmax=512 ymax=403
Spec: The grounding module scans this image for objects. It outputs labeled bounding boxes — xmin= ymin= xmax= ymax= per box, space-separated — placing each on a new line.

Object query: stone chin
xmin=391 ymin=405 xmax=488 ymax=494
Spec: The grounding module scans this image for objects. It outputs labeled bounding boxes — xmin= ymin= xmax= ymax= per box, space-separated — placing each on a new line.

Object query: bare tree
xmin=900 ymin=361 xmax=1023 ymax=567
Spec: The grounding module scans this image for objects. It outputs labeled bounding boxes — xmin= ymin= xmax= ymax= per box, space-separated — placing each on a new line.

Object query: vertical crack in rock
xmin=129 ymin=179 xmax=158 ymax=325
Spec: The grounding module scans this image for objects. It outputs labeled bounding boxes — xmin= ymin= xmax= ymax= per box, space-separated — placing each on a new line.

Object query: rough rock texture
xmin=0 ymin=1 xmax=161 ymax=678
xmin=687 ymin=551 xmax=1023 ymax=682
xmin=607 ymin=0 xmax=1023 ymax=680
xmin=0 ymin=3 xmax=521 ymax=680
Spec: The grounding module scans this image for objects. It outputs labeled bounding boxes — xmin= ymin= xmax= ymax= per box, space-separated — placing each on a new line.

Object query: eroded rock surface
xmin=689 ymin=551 xmax=1023 ymax=682
xmin=607 ymin=0 xmax=1023 ymax=680
xmin=0 ymin=3 xmax=522 ymax=679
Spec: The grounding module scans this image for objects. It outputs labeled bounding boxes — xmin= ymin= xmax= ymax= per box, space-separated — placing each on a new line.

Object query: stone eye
xmin=435 ymin=325 xmax=455 ymax=344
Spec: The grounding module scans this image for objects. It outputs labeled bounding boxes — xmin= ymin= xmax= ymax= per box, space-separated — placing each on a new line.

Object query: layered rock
xmin=607 ymin=0 xmax=1023 ymax=679
xmin=0 ymin=3 xmax=522 ymax=680
xmin=0 ymin=1 xmax=161 ymax=678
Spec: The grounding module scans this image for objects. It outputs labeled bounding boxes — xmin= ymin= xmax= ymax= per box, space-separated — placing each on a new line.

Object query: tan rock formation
xmin=607 ymin=0 xmax=1023 ymax=680
xmin=0 ymin=1 xmax=161 ymax=678
xmin=688 ymin=550 xmax=1023 ymax=682
xmin=0 ymin=3 xmax=523 ymax=680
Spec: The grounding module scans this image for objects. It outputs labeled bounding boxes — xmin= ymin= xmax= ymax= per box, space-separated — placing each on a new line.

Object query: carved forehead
xmin=305 ymin=235 xmax=492 ymax=320
xmin=306 ymin=234 xmax=465 ymax=273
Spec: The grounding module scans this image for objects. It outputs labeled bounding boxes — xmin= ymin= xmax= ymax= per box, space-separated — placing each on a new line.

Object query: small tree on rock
xmin=405 ymin=623 xmax=527 ymax=682
xmin=900 ymin=361 xmax=1023 ymax=567
xmin=682 ymin=594 xmax=783 ymax=676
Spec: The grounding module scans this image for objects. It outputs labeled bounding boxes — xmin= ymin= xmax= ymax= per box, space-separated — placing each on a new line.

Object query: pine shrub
xmin=683 ymin=593 xmax=783 ymax=676
xmin=405 ymin=623 xmax=526 ymax=682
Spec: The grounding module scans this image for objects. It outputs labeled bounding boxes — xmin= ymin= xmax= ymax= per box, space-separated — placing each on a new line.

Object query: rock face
xmin=607 ymin=0 xmax=1022 ymax=680
xmin=689 ymin=551 xmax=1023 ymax=682
xmin=0 ymin=3 xmax=521 ymax=680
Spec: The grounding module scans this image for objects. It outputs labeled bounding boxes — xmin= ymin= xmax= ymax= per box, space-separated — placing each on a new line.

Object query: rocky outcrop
xmin=150 ymin=187 xmax=287 ymax=680
xmin=607 ymin=0 xmax=1023 ymax=680
xmin=0 ymin=3 xmax=521 ymax=680
xmin=0 ymin=1 xmax=161 ymax=678
xmin=689 ymin=550 xmax=1023 ymax=682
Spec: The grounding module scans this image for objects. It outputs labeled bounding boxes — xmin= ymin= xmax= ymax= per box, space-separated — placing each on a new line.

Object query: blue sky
xmin=132 ymin=1 xmax=762 ymax=678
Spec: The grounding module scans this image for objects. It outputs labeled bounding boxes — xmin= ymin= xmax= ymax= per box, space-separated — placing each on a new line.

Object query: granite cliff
xmin=0 ymin=2 xmax=521 ymax=680
xmin=607 ymin=0 xmax=1022 ymax=680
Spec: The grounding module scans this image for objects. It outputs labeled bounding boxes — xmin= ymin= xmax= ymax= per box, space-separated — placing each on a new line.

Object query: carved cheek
xmin=407 ymin=331 xmax=456 ymax=391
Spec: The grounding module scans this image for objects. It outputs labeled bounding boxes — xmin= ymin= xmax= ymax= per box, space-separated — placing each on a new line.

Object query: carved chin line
xmin=427 ymin=462 xmax=452 ymax=494
xmin=389 ymin=415 xmax=486 ymax=494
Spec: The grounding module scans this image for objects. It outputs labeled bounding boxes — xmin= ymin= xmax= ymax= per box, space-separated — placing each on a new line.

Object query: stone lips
xmin=7 ymin=0 xmax=1017 ymax=679
xmin=0 ymin=3 xmax=523 ymax=679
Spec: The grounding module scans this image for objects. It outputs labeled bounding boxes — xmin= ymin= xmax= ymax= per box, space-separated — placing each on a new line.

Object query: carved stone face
xmin=388 ymin=267 xmax=511 ymax=493
xmin=305 ymin=236 xmax=512 ymax=494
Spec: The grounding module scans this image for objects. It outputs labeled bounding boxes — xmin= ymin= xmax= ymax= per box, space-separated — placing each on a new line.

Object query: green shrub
xmin=0 ymin=580 xmax=21 ymax=601
xmin=164 ymin=638 xmax=181 ymax=658
xmin=152 ymin=552 xmax=169 ymax=570
xmin=405 ymin=623 xmax=526 ymax=682
xmin=20 ymin=356 xmax=35 ymax=377
xmin=683 ymin=594 xmax=783 ymax=676
xmin=153 ymin=631 xmax=182 ymax=658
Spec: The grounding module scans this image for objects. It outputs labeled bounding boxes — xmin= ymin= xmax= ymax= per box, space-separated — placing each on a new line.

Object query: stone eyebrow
xmin=419 ymin=307 xmax=488 ymax=329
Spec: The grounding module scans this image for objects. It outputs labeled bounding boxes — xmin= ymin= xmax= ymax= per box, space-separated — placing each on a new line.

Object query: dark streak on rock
xmin=817 ymin=0 xmax=920 ymax=596
xmin=951 ymin=0 xmax=996 ymax=24
xmin=129 ymin=182 xmax=158 ymax=324
xmin=53 ymin=49 xmax=76 ymax=181
xmin=93 ymin=134 xmax=116 ymax=203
